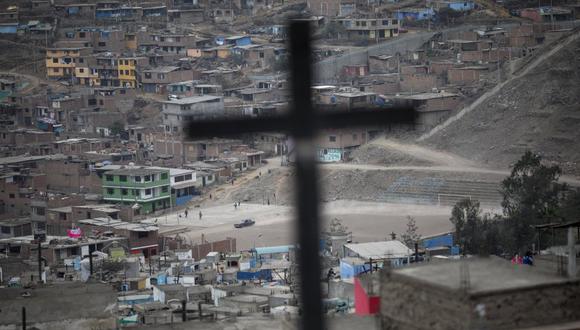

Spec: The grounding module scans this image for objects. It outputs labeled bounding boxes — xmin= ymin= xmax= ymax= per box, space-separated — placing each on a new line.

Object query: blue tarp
xmin=237 ymin=269 xmax=272 ymax=281
xmin=422 ymin=233 xmax=454 ymax=249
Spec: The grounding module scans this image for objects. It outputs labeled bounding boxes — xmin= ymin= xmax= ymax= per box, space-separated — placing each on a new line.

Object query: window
xmin=119 ymin=175 xmax=127 ymax=182
xmin=329 ymin=136 xmax=336 ymax=142
xmin=125 ymin=70 xmax=129 ymax=75
xmin=53 ymin=68 xmax=59 ymax=73
xmin=135 ymin=176 xmax=141 ymax=182
xmin=259 ymin=52 xmax=265 ymax=58
xmin=1 ymin=226 xmax=10 ymax=234
xmin=392 ymin=19 xmax=398 ymax=25
xmin=157 ymin=73 xmax=165 ymax=79
xmin=144 ymin=175 xmax=151 ymax=182
xmin=145 ymin=73 xmax=151 ymax=79
xmin=382 ymin=20 xmax=389 ymax=25
xmin=371 ymin=21 xmax=377 ymax=26
xmin=122 ymin=188 xmax=128 ymax=195
xmin=120 ymin=89 xmax=126 ymax=94
xmin=133 ymin=189 xmax=139 ymax=196
xmin=79 ymin=68 xmax=84 ymax=73
xmin=52 ymin=58 xmax=58 ymax=63
xmin=35 ymin=207 xmax=46 ymax=216
xmin=184 ymin=174 xmax=192 ymax=181
xmin=9 ymin=193 xmax=15 ymax=198
xmin=137 ymin=231 xmax=149 ymax=238
xmin=145 ymin=188 xmax=152 ymax=195
xmin=161 ymin=173 xmax=168 ymax=180
xmin=162 ymin=186 xmax=168 ymax=193
xmin=79 ymin=58 xmax=84 ymax=63
xmin=361 ymin=21 xmax=367 ymax=27
xmin=98 ymin=42 xmax=106 ymax=47
xmin=175 ymin=175 xmax=184 ymax=183
xmin=107 ymin=188 xmax=114 ymax=194
xmin=79 ymin=32 xmax=86 ymax=38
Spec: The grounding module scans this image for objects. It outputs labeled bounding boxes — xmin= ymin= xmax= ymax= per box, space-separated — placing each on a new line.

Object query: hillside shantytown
xmin=0 ymin=0 xmax=579 ymax=328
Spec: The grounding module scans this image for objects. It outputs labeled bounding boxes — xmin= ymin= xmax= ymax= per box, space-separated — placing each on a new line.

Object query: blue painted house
xmin=395 ymin=8 xmax=435 ymax=21
xmin=441 ymin=0 xmax=475 ymax=11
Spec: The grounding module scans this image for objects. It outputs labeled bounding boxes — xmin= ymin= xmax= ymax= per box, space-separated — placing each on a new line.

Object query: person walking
xmin=199 ymin=211 xmax=202 ymax=220
xmin=184 ymin=208 xmax=189 ymax=218
xmin=234 ymin=203 xmax=237 ymax=210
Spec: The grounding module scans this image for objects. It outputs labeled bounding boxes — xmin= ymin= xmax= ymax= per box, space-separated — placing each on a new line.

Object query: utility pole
xmin=37 ymin=239 xmax=42 ymax=283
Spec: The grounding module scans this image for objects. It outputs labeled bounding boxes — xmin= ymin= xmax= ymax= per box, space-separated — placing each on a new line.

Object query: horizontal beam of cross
xmin=185 ymin=108 xmax=417 ymax=138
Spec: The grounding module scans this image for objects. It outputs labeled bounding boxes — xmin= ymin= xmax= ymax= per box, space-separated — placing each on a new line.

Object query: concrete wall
xmin=381 ymin=270 xmax=580 ymax=330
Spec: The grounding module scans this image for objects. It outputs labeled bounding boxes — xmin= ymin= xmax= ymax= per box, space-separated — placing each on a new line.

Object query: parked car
xmin=234 ymin=219 xmax=255 ymax=228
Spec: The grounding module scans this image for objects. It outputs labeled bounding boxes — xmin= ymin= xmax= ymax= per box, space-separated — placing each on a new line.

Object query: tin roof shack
xmin=142 ymin=66 xmax=193 ymax=94
xmin=369 ymin=55 xmax=399 ymax=74
xmin=0 ymin=235 xmax=127 ymax=266
xmin=392 ymin=92 xmax=461 ymax=131
xmin=54 ymin=138 xmax=111 ymax=156
xmin=162 ymin=96 xmax=225 ymax=134
xmin=0 ymin=218 xmax=32 ymax=238
xmin=380 ymin=257 xmax=580 ymax=329
xmin=447 ymin=66 xmax=488 ymax=85
xmin=0 ymin=282 xmax=116 ymax=330
xmin=343 ymin=240 xmax=413 ymax=267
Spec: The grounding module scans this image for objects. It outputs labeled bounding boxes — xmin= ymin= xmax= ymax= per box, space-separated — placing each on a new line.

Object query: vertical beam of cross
xmin=288 ymin=21 xmax=324 ymax=330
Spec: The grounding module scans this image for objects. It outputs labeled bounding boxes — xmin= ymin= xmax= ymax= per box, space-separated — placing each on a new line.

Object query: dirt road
xmin=148 ymin=200 xmax=464 ymax=250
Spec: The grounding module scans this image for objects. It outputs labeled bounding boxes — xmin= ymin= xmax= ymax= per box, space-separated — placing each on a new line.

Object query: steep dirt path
xmin=418 ymin=28 xmax=580 ymax=142
xmin=369 ymin=137 xmax=476 ymax=167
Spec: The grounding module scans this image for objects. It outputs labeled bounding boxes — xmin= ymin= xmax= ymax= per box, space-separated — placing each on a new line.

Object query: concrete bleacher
xmin=381 ymin=177 xmax=503 ymax=207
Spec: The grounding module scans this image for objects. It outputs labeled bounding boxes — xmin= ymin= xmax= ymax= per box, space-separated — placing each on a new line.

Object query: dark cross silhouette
xmin=186 ymin=21 xmax=417 ymax=330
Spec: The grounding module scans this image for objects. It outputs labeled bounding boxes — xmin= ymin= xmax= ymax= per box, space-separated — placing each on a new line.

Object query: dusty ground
xmin=144 ymin=200 xmax=476 ymax=251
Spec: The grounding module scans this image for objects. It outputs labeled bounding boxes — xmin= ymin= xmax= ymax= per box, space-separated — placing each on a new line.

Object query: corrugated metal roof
xmin=344 ymin=241 xmax=412 ymax=259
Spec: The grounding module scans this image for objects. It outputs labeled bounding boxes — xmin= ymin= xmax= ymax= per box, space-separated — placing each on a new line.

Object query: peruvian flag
xmin=67 ymin=227 xmax=82 ymax=238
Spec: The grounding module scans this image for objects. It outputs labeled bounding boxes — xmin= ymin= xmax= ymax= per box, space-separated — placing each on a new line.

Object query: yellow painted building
xmin=118 ymin=58 xmax=138 ymax=88
xmin=46 ymin=48 xmax=89 ymax=79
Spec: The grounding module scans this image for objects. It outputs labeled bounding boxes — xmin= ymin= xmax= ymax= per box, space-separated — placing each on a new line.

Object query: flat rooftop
xmin=163 ymin=95 xmax=222 ymax=105
xmin=393 ymin=257 xmax=574 ymax=295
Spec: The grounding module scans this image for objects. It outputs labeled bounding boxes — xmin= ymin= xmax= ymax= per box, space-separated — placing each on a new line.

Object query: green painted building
xmin=102 ymin=167 xmax=171 ymax=214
